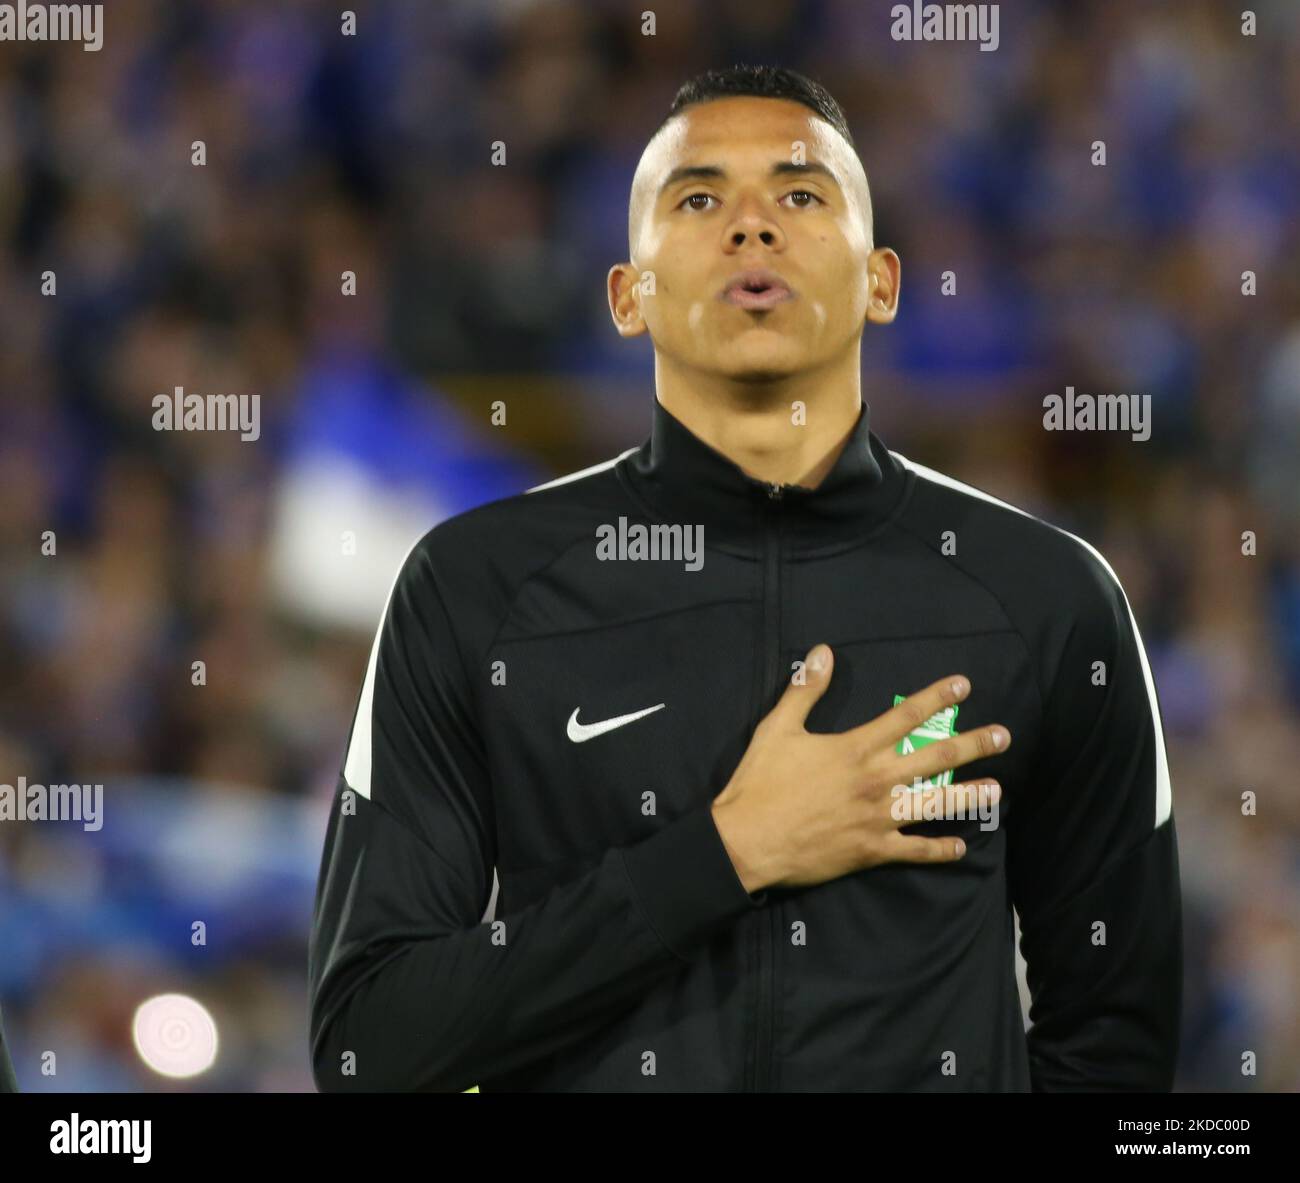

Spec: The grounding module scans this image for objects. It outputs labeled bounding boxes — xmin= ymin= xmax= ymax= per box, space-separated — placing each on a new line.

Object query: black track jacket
xmin=308 ymin=397 xmax=1182 ymax=1092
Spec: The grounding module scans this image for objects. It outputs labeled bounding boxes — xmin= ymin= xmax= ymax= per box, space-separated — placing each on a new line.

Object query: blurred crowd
xmin=0 ymin=0 xmax=1298 ymax=1091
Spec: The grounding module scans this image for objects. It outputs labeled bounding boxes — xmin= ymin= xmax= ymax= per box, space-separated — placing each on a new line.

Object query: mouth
xmin=720 ymin=269 xmax=795 ymax=311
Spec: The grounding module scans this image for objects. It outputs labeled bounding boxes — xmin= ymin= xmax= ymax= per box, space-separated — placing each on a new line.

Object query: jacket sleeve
xmin=0 ymin=1002 xmax=18 ymax=1092
xmin=1008 ymin=543 xmax=1182 ymax=1091
xmin=307 ymin=539 xmax=765 ymax=1092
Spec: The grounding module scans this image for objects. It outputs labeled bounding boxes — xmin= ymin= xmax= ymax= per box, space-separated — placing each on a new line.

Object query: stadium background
xmin=1 ymin=0 xmax=1298 ymax=1091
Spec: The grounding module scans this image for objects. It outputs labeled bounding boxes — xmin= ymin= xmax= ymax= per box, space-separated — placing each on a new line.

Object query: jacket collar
xmin=618 ymin=395 xmax=908 ymax=555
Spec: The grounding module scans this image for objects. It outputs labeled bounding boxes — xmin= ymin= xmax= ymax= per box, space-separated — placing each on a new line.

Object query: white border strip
xmin=525 ymin=447 xmax=638 ymax=494
xmin=341 ymin=535 xmax=501 ymax=924
xmin=341 ymin=536 xmax=424 ymax=801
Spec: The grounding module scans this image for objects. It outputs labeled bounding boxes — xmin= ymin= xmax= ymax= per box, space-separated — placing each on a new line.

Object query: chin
xmin=718 ymin=343 xmax=805 ymax=383
xmin=727 ymin=366 xmax=800 ymax=384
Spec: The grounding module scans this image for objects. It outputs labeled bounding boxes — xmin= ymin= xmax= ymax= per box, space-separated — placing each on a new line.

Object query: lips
xmin=720 ymin=268 xmax=794 ymax=310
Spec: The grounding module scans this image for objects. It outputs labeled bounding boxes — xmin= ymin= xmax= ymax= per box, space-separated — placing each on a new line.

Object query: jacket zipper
xmin=752 ymin=479 xmax=784 ymax=1091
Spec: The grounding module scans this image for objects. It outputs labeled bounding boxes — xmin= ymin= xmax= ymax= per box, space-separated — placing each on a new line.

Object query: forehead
xmin=647 ymin=96 xmax=850 ymax=173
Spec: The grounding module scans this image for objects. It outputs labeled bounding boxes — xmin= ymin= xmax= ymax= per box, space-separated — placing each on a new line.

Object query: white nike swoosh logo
xmin=566 ymin=703 xmax=666 ymax=743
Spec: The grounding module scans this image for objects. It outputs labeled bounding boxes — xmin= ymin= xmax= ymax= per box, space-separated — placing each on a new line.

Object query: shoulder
xmin=392 ymin=446 xmax=637 ymax=611
xmin=893 ymin=451 xmax=1165 ymax=809
xmin=890 ymin=448 xmax=1131 ymax=626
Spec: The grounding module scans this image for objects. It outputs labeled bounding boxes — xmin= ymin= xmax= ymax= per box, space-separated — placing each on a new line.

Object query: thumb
xmin=773 ymin=643 xmax=834 ymax=729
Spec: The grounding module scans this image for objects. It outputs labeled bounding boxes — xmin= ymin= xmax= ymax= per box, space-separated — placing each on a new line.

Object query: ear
xmin=608 ymin=263 xmax=648 ymax=338
xmin=865 ymin=248 xmax=901 ymax=326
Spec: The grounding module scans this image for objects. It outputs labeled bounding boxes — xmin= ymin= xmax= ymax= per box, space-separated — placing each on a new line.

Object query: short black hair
xmin=662 ymin=64 xmax=856 ymax=150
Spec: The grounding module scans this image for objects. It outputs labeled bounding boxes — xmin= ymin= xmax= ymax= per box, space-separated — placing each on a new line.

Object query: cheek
xmin=826 ymin=253 xmax=871 ymax=317
xmin=639 ymin=281 xmax=711 ymax=347
xmin=645 ymin=264 xmax=713 ymax=331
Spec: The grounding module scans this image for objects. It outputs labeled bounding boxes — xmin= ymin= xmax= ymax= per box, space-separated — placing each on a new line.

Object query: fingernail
xmin=954 ymin=839 xmax=966 ymax=856
xmin=951 ymin=677 xmax=968 ymax=698
xmin=808 ymin=644 xmax=828 ymax=673
xmin=991 ymin=727 xmax=1008 ymax=749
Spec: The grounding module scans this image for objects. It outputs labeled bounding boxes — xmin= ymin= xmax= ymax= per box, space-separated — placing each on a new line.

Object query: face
xmin=610 ymin=96 xmax=900 ymax=382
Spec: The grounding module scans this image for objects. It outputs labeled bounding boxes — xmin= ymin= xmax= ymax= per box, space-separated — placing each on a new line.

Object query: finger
xmin=769 ymin=643 xmax=835 ymax=731
xmin=848 ymin=675 xmax=970 ymax=750
xmin=882 ymin=831 xmax=968 ymax=864
xmin=892 ymin=724 xmax=1010 ymax=785
xmin=885 ymin=779 xmax=1002 ymax=827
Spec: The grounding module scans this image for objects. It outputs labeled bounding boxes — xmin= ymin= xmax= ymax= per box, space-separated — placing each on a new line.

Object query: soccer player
xmin=308 ymin=65 xmax=1181 ymax=1092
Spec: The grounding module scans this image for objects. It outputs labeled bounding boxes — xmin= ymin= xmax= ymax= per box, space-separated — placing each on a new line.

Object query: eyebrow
xmin=657 ymin=159 xmax=843 ymax=199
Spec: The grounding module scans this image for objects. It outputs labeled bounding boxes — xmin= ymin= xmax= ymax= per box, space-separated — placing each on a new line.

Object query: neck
xmin=653 ymin=345 xmax=863 ymax=489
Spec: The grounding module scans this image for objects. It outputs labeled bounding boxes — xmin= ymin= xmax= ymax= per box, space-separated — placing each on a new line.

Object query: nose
xmin=729 ymin=226 xmax=778 ymax=248
xmin=723 ymin=193 xmax=785 ymax=252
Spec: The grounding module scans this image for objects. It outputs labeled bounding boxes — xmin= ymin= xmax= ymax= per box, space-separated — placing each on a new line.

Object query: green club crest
xmin=893 ymin=695 xmax=959 ymax=788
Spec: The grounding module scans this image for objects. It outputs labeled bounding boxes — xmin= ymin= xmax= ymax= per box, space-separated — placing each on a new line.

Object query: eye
xmin=680 ymin=193 xmax=718 ymax=212
xmin=781 ymin=190 xmax=822 ymax=208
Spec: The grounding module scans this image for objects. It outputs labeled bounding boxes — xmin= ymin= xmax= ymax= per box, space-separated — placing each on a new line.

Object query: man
xmin=308 ymin=64 xmax=1182 ymax=1092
